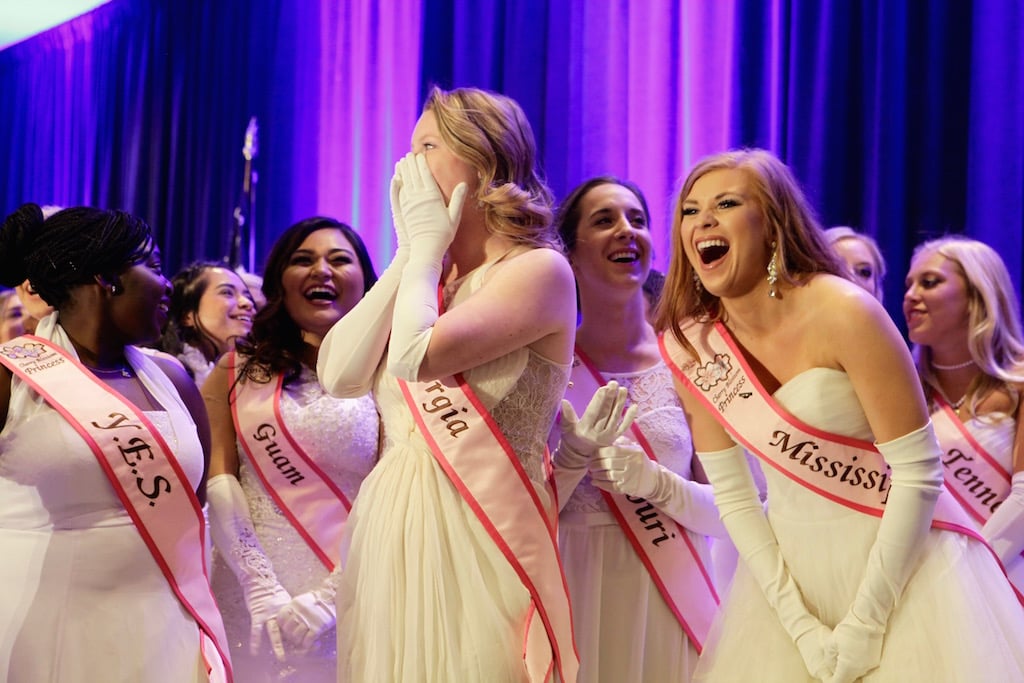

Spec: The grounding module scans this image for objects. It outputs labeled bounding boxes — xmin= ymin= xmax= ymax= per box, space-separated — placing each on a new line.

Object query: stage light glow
xmin=0 ymin=1 xmax=111 ymax=51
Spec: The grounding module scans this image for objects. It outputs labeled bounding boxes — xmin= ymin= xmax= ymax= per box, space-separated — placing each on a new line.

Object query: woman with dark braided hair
xmin=200 ymin=216 xmax=379 ymax=682
xmin=0 ymin=204 xmax=232 ymax=681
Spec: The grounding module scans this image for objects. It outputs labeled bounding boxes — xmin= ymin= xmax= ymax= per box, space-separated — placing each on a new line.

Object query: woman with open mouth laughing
xmin=550 ymin=176 xmax=728 ymax=682
xmin=201 ymin=217 xmax=380 ymax=682
xmin=159 ymin=262 xmax=257 ymax=387
xmin=656 ymin=149 xmax=1024 ymax=683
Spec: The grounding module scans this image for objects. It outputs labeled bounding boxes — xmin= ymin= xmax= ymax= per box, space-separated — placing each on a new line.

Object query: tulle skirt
xmin=336 ymin=444 xmax=556 ymax=683
xmin=694 ymin=503 xmax=1024 ymax=682
xmin=559 ymin=511 xmax=703 ymax=682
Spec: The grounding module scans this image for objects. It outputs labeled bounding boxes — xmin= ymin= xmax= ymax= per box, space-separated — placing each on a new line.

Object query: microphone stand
xmin=227 ymin=117 xmax=258 ymax=272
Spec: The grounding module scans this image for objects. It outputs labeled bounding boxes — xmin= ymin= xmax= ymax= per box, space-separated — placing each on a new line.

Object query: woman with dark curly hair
xmin=0 ymin=203 xmax=230 ymax=681
xmin=201 ymin=216 xmax=378 ymax=682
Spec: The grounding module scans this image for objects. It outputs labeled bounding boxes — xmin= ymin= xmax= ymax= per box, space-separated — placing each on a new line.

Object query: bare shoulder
xmin=490 ymin=247 xmax=573 ymax=285
xmin=150 ymin=352 xmax=201 ymax=401
xmin=802 ymin=274 xmax=893 ymax=337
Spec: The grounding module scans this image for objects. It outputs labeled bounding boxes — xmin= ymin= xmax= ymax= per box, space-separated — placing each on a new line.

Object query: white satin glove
xmin=981 ymin=471 xmax=1024 ymax=568
xmin=207 ymin=474 xmax=291 ymax=661
xmin=827 ymin=423 xmax=943 ymax=683
xmin=387 ymin=153 xmax=469 ymax=380
xmin=590 ymin=443 xmax=727 ymax=537
xmin=552 ymin=382 xmax=637 ymax=507
xmin=700 ymin=445 xmax=835 ymax=680
xmin=275 ymin=568 xmax=340 ymax=655
xmin=317 ymin=167 xmax=413 ymax=397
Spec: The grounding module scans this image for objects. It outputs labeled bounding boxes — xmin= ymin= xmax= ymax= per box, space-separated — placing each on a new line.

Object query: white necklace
xmin=931 ymin=358 xmax=975 ymax=371
xmin=950 ymin=395 xmax=966 ymax=410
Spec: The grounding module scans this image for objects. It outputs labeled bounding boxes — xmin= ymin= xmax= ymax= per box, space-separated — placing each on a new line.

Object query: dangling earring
xmin=109 ymin=283 xmax=122 ymax=296
xmin=692 ymin=269 xmax=703 ymax=295
xmin=766 ymin=241 xmax=779 ymax=298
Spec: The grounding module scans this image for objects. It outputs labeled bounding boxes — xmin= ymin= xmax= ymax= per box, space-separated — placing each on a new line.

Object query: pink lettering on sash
xmin=931 ymin=395 xmax=1024 ymax=597
xmin=659 ymin=321 xmax=986 ymax=542
xmin=566 ymin=349 xmax=718 ymax=651
xmin=0 ymin=335 xmax=232 ymax=682
xmin=398 ymin=372 xmax=578 ymax=683
xmin=229 ymin=352 xmax=350 ymax=570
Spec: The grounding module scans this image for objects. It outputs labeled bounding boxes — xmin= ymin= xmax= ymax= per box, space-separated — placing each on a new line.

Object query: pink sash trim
xmin=567 ymin=349 xmax=718 ymax=651
xmin=399 ymin=373 xmax=577 ymax=683
xmin=0 ymin=335 xmax=232 ymax=682
xmin=229 ymin=352 xmax=350 ymax=570
xmin=930 ymin=396 xmax=1024 ymax=598
xmin=658 ymin=322 xmax=983 ymax=541
xmin=931 ymin=395 xmax=1011 ymax=525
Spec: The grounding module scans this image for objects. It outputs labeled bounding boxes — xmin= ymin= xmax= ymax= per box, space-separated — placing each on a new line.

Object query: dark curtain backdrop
xmin=1 ymin=0 xmax=1021 ymax=323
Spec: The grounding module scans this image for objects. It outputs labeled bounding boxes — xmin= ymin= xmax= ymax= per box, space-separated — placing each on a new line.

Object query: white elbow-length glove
xmin=827 ymin=423 xmax=943 ymax=683
xmin=387 ymin=152 xmax=468 ymax=380
xmin=553 ymin=382 xmax=638 ymax=508
xmin=981 ymin=471 xmax=1024 ymax=568
xmin=317 ymin=171 xmax=412 ymax=397
xmin=207 ymin=474 xmax=291 ymax=661
xmin=699 ymin=445 xmax=835 ymax=680
xmin=590 ymin=443 xmax=727 ymax=537
xmin=275 ymin=566 xmax=341 ymax=655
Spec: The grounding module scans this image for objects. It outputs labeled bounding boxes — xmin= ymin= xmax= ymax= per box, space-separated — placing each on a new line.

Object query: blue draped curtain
xmin=1 ymin=0 xmax=1021 ymax=322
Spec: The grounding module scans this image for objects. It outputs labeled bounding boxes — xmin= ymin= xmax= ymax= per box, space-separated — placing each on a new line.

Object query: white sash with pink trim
xmin=659 ymin=321 xmax=984 ymax=540
xmin=931 ymin=396 xmax=1024 ymax=594
xmin=229 ymin=352 xmax=351 ymax=570
xmin=0 ymin=335 xmax=232 ymax=682
xmin=399 ymin=372 xmax=578 ymax=683
xmin=565 ymin=349 xmax=718 ymax=651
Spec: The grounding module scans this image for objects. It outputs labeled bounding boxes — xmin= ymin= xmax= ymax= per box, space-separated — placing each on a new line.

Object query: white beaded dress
xmin=693 ymin=368 xmax=1024 ymax=682
xmin=210 ymin=366 xmax=378 ymax=682
xmin=0 ymin=316 xmax=211 ymax=682
xmin=334 ymin=268 xmax=571 ymax=683
xmin=559 ymin=361 xmax=712 ymax=682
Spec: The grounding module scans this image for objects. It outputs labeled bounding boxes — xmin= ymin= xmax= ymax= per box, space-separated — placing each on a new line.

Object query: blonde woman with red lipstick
xmin=904 ymin=236 xmax=1024 ymax=596
xmin=202 ymin=217 xmax=380 ymax=682
xmin=655 ymin=149 xmax=1024 ymax=682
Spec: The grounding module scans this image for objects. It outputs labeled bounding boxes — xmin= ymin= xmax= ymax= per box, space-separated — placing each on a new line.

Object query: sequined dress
xmin=334 ymin=268 xmax=571 ymax=683
xmin=210 ymin=366 xmax=378 ymax=682
xmin=693 ymin=368 xmax=1024 ymax=682
xmin=559 ymin=361 xmax=712 ymax=682
xmin=0 ymin=316 xmax=210 ymax=682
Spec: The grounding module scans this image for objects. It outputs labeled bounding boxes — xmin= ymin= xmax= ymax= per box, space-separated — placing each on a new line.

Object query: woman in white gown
xmin=549 ymin=176 xmax=726 ymax=682
xmin=903 ymin=236 xmax=1024 ymax=591
xmin=317 ymin=86 xmax=578 ymax=682
xmin=202 ymin=217 xmax=379 ymax=682
xmin=654 ymin=150 xmax=1024 ymax=682
xmin=0 ymin=204 xmax=228 ymax=682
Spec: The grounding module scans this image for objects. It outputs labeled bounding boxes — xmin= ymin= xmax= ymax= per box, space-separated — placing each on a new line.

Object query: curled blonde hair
xmin=425 ymin=86 xmax=558 ymax=249
xmin=911 ymin=236 xmax=1024 ymax=417
xmin=654 ymin=148 xmax=844 ymax=345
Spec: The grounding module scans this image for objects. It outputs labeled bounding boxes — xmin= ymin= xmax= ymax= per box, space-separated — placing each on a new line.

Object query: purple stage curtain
xmin=1 ymin=0 xmax=1022 ymax=317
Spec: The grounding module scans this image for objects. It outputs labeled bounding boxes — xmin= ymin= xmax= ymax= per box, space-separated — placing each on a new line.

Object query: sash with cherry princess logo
xmin=659 ymin=321 xmax=994 ymax=554
xmin=565 ymin=348 xmax=719 ymax=651
xmin=229 ymin=351 xmax=352 ymax=570
xmin=398 ymin=366 xmax=577 ymax=682
xmin=0 ymin=335 xmax=233 ymax=682
xmin=930 ymin=393 xmax=1024 ymax=596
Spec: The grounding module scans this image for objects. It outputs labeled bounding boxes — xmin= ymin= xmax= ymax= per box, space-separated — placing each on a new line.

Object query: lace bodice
xmin=238 ymin=367 xmax=379 ymax=528
xmin=373 ymin=262 xmax=570 ymax=486
xmin=562 ymin=361 xmax=695 ymax=514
